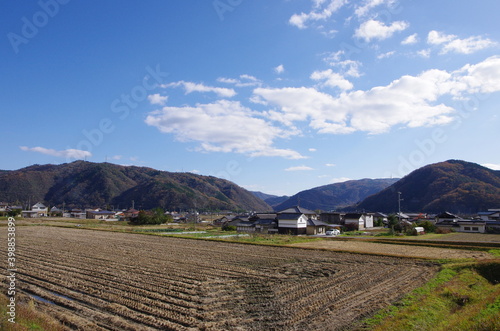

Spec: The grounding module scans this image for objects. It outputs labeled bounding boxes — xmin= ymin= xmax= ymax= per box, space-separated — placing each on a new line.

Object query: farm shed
xmin=458 ymin=220 xmax=486 ymax=233
xmin=343 ymin=213 xmax=374 ymax=230
xmin=306 ymin=219 xmax=332 ymax=235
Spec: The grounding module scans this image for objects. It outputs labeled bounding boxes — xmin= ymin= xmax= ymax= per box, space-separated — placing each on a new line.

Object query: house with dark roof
xmin=306 ymin=218 xmax=336 ymax=235
xmin=86 ymin=210 xmax=116 ymax=220
xmin=276 ymin=206 xmax=317 ymax=235
xmin=458 ymin=220 xmax=486 ymax=233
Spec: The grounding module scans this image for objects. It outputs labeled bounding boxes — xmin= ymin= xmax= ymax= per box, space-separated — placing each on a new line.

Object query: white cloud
xmin=325 ymin=163 xmax=336 ymax=167
xmin=274 ymin=64 xmax=285 ymax=74
xmin=323 ymin=52 xmax=363 ymax=77
xmin=20 ymin=146 xmax=92 ymax=159
xmin=162 ymin=81 xmax=236 ymax=98
xmin=482 ymin=163 xmax=500 ymax=171
xmin=289 ymin=0 xmax=348 ymax=29
xmin=442 ymin=36 xmax=497 ymax=54
xmin=428 ymin=30 xmax=497 ymax=54
xmin=254 ymin=56 xmax=500 ymax=135
xmin=377 ymin=51 xmax=395 ymax=59
xmin=330 ymin=177 xmax=351 ymax=183
xmin=427 ymin=30 xmax=456 ymax=45
xmin=354 ymin=19 xmax=409 ymax=42
xmin=310 ymin=69 xmax=353 ymax=90
xmin=354 ymin=0 xmax=398 ymax=17
xmin=309 ymin=148 xmax=317 ymax=152
xmin=216 ymin=75 xmax=261 ymax=87
xmin=145 ymin=100 xmax=304 ymax=159
xmin=417 ymin=49 xmax=431 ymax=58
xmin=402 ymin=33 xmax=418 ymax=45
xmin=285 ymin=165 xmax=314 ymax=171
xmin=217 ymin=77 xmax=238 ymax=84
xmin=147 ymin=93 xmax=168 ymax=105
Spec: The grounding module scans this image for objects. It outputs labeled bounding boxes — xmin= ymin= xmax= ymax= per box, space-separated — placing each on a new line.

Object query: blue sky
xmin=2 ymin=0 xmax=500 ymax=196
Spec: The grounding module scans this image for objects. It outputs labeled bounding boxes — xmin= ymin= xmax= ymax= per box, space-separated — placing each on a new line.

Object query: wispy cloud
xmin=147 ymin=93 xmax=168 ymax=105
xmin=217 ymin=74 xmax=262 ymax=87
xmin=20 ymin=146 xmax=91 ymax=159
xmin=402 ymin=33 xmax=418 ymax=45
xmin=161 ymin=81 xmax=236 ymax=98
xmin=354 ymin=0 xmax=399 ymax=18
xmin=330 ymin=177 xmax=351 ymax=183
xmin=377 ymin=51 xmax=395 ymax=59
xmin=289 ymin=0 xmax=348 ymax=29
xmin=285 ymin=165 xmax=314 ymax=171
xmin=274 ymin=64 xmax=285 ymax=74
xmin=427 ymin=30 xmax=497 ymax=54
xmin=354 ymin=19 xmax=409 ymax=42
xmin=482 ymin=163 xmax=500 ymax=171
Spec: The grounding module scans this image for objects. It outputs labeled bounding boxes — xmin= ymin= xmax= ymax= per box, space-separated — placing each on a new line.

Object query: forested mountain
xmin=250 ymin=191 xmax=289 ymax=208
xmin=0 ymin=161 xmax=271 ymax=211
xmin=273 ymin=178 xmax=399 ymax=212
xmin=353 ymin=160 xmax=500 ymax=214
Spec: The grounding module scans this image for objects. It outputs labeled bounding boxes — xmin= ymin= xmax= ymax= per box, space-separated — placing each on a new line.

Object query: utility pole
xmin=398 ymin=192 xmax=403 ymax=221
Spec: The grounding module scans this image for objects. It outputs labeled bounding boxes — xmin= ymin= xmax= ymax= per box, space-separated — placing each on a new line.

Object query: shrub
xmin=222 ymin=225 xmax=237 ymax=231
xmin=418 ymin=220 xmax=437 ymax=233
xmin=436 ymin=227 xmax=453 ymax=234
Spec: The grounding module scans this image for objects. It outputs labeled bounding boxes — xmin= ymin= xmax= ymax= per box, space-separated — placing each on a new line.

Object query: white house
xmin=277 ymin=206 xmax=317 ymax=235
xmin=343 ymin=213 xmax=374 ymax=230
xmin=32 ymin=202 xmax=48 ymax=217
xmin=458 ymin=220 xmax=486 ymax=233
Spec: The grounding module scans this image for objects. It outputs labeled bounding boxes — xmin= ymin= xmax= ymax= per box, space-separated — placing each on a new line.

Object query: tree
xmin=7 ymin=209 xmax=21 ymax=217
xmin=418 ymin=220 xmax=436 ymax=233
xmin=387 ymin=214 xmax=399 ymax=235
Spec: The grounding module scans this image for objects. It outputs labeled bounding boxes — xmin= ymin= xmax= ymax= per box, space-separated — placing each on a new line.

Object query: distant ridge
xmin=353 ymin=160 xmax=500 ymax=214
xmin=250 ymin=191 xmax=289 ymax=208
xmin=272 ymin=178 xmax=399 ymax=212
xmin=0 ymin=161 xmax=271 ymax=211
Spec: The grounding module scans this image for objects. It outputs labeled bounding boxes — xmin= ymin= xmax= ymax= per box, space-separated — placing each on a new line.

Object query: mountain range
xmin=0 ymin=161 xmax=270 ymax=211
xmin=1 ymin=159 xmax=498 ymax=214
xmin=353 ymin=160 xmax=500 ymax=214
xmin=254 ymin=178 xmax=399 ymax=212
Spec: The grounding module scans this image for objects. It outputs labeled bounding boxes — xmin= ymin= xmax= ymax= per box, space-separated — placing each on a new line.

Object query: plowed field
xmin=1 ymin=227 xmax=438 ymax=330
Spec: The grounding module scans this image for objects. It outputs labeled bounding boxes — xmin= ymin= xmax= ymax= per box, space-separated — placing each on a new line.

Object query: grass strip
xmin=359 ymin=260 xmax=500 ymax=331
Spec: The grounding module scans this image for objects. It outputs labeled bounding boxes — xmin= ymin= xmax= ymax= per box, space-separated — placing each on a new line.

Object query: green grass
xmin=0 ymin=293 xmax=66 ymax=331
xmin=489 ymin=249 xmax=500 ymax=257
xmin=360 ymin=260 xmax=500 ymax=331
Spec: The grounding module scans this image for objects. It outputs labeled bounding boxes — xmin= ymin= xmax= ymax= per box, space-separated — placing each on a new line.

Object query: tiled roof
xmin=277 ymin=206 xmax=316 ymax=215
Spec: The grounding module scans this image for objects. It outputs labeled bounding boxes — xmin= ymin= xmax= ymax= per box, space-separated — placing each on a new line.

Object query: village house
xmin=343 ymin=213 xmax=374 ymax=231
xmin=458 ymin=220 xmax=486 ymax=233
xmin=32 ymin=202 xmax=48 ymax=217
xmin=373 ymin=212 xmax=388 ymax=225
xmin=0 ymin=202 xmax=8 ymax=212
xmin=252 ymin=214 xmax=279 ymax=234
xmin=276 ymin=206 xmax=317 ymax=235
xmin=86 ymin=210 xmax=116 ymax=220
